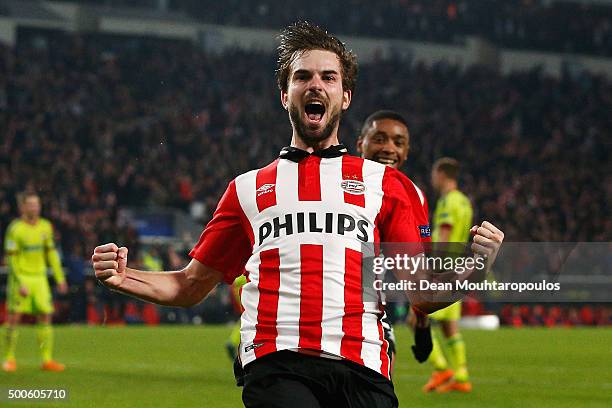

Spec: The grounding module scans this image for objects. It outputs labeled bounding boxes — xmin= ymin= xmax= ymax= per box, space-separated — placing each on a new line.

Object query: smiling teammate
xmin=92 ymin=22 xmax=504 ymax=407
xmin=357 ymin=110 xmax=433 ymax=371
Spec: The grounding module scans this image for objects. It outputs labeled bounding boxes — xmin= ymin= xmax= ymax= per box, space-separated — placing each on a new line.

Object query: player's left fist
xmin=470 ymin=221 xmax=504 ymax=264
xmin=92 ymin=243 xmax=129 ymax=290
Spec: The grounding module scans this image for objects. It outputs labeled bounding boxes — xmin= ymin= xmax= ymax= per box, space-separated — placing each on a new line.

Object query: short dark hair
xmin=359 ymin=110 xmax=409 ymax=139
xmin=16 ymin=191 xmax=39 ymax=206
xmin=276 ymin=21 xmax=358 ymax=93
xmin=433 ymin=157 xmax=460 ymax=180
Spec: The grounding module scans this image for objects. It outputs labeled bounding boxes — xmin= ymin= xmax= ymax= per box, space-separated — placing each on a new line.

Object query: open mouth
xmin=304 ymin=102 xmax=326 ymax=123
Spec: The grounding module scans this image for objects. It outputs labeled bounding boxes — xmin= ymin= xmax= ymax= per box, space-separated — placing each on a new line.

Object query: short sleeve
xmin=4 ymin=223 xmax=18 ymax=254
xmin=189 ymin=180 xmax=253 ymax=284
xmin=378 ymin=168 xmax=431 ymax=254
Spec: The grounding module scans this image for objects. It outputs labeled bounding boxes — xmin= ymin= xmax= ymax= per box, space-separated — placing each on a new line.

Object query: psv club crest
xmin=341 ymin=179 xmax=366 ymax=195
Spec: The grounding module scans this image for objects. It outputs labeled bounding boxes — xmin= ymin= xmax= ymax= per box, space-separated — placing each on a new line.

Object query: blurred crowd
xmin=49 ymin=0 xmax=612 ymax=56
xmin=182 ymin=0 xmax=612 ymax=56
xmin=500 ymin=304 xmax=611 ymax=327
xmin=0 ymin=29 xmax=609 ymax=323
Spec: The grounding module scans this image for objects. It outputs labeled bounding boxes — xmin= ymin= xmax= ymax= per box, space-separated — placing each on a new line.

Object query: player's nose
xmin=307 ymin=75 xmax=324 ymax=92
xmin=381 ymin=138 xmax=396 ymax=153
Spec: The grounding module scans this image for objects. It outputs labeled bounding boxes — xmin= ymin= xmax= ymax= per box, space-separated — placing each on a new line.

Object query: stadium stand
xmin=46 ymin=0 xmax=612 ymax=56
xmin=0 ymin=26 xmax=609 ymax=325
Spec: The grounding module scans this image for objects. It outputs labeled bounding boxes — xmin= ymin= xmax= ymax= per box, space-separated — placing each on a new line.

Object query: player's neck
xmin=290 ymin=131 xmax=340 ymax=153
xmin=440 ymin=181 xmax=458 ymax=196
xmin=22 ymin=215 xmax=39 ymax=225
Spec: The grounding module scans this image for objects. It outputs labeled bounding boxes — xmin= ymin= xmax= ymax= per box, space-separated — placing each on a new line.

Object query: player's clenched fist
xmin=470 ymin=221 xmax=504 ymax=264
xmin=92 ymin=243 xmax=128 ymax=290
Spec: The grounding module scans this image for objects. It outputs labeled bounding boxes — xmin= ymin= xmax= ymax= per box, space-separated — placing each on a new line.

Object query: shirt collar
xmin=278 ymin=144 xmax=348 ymax=162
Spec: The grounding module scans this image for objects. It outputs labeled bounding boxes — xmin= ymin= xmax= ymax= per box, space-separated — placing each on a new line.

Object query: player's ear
xmin=280 ymin=90 xmax=289 ymax=110
xmin=356 ymin=137 xmax=364 ymax=154
xmin=342 ymin=89 xmax=351 ymax=111
xmin=403 ymin=144 xmax=410 ymax=160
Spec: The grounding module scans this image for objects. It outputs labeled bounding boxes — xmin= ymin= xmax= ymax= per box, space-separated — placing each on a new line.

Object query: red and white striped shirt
xmin=190 ymin=145 xmax=429 ymax=379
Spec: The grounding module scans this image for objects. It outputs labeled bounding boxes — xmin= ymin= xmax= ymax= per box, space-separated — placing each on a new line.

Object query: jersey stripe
xmin=256 ymin=160 xmax=279 ymax=212
xmin=275 ymin=242 xmax=301 ymax=351
xmin=341 ymin=156 xmax=365 ymax=208
xmin=411 ymin=181 xmax=425 ymax=206
xmin=320 ymin=236 xmax=345 ymax=356
xmin=298 ymin=156 xmax=322 ymax=201
xmin=298 ymin=244 xmax=324 ymax=350
xmin=377 ymin=315 xmax=391 ymax=378
xmin=362 ymin=159 xmax=385 ymax=255
xmin=340 ymin=247 xmax=364 ymax=365
xmin=253 ymin=248 xmax=281 ymax=358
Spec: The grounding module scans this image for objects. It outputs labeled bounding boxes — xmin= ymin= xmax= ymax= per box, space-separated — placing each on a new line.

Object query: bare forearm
xmin=410 ymin=261 xmax=489 ymax=312
xmin=438 ymin=227 xmax=451 ymax=243
xmin=394 ymin=249 xmax=490 ymax=313
xmin=93 ymin=244 xmax=224 ymax=308
xmin=411 ymin=222 xmax=504 ymax=313
xmin=114 ymin=268 xmax=209 ymax=307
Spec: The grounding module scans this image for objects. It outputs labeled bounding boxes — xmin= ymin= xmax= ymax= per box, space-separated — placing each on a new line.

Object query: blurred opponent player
xmin=2 ymin=192 xmax=67 ymax=372
xmin=422 ymin=158 xmax=474 ymax=393
xmin=226 ymin=274 xmax=247 ymax=360
xmin=92 ymin=22 xmax=503 ymax=407
xmin=356 ymin=110 xmax=433 ymax=371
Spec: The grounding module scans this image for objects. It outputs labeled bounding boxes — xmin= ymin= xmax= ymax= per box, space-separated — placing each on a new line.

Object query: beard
xmin=289 ymin=103 xmax=341 ymax=147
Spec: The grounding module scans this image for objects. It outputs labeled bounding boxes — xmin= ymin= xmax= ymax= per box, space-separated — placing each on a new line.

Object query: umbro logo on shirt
xmin=340 ymin=179 xmax=366 ymax=195
xmin=244 ymin=342 xmax=264 ymax=353
xmin=256 ymin=183 xmax=275 ymax=197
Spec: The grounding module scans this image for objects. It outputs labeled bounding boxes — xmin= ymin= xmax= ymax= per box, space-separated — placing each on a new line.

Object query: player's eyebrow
xmin=370 ymin=131 xmax=389 ymax=140
xmin=371 ymin=131 xmax=408 ymax=141
xmin=293 ymin=69 xmax=339 ymax=77
xmin=293 ymin=69 xmax=311 ymax=77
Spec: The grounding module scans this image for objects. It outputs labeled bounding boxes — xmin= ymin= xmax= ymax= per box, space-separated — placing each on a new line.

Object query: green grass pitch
xmin=1 ymin=325 xmax=611 ymax=407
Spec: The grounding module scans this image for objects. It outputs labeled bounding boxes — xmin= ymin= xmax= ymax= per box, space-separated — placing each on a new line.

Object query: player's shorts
xmin=6 ymin=274 xmax=54 ymax=315
xmin=242 ymin=350 xmax=398 ymax=408
xmin=429 ymin=301 xmax=462 ymax=321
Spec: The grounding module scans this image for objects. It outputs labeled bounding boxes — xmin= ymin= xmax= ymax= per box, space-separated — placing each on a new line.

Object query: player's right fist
xmin=92 ymin=243 xmax=128 ymax=290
